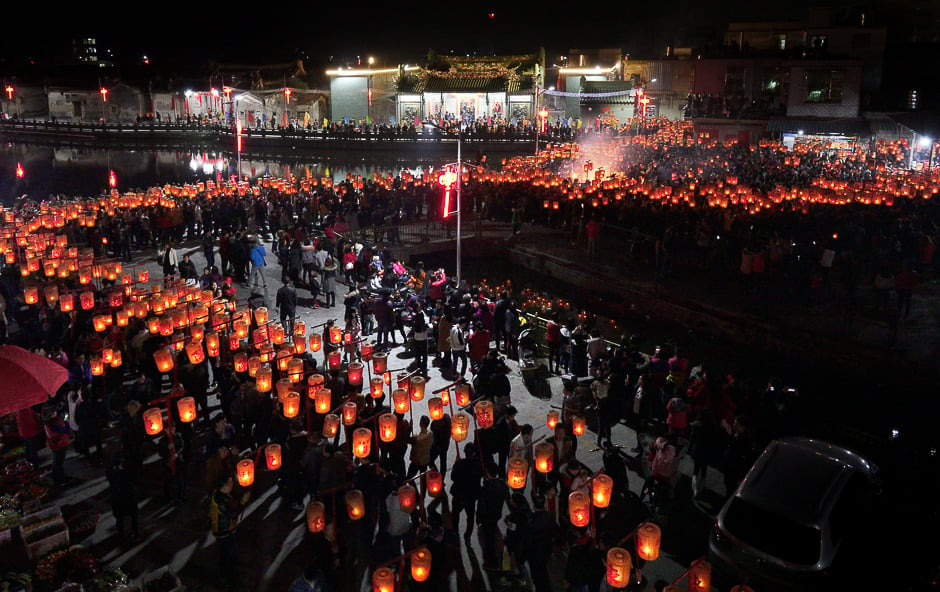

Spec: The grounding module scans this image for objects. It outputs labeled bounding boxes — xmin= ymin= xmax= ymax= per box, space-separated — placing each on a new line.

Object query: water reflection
xmin=0 ymin=143 xmax=450 ymax=203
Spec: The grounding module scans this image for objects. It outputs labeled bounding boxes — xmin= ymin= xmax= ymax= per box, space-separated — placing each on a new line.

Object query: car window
xmin=724 ymin=498 xmax=821 ymax=565
xmin=830 ymin=473 xmax=877 ymax=544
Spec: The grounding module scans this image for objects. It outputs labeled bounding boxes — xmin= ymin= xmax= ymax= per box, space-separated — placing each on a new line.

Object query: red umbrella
xmin=0 ymin=345 xmax=68 ymax=416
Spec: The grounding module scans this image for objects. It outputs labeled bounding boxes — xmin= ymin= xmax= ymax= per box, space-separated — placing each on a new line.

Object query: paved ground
xmin=7 ymin=219 xmax=938 ymax=592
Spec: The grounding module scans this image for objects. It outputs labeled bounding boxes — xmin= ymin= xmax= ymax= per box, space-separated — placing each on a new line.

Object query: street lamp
xmin=428 ymin=121 xmax=463 ymax=288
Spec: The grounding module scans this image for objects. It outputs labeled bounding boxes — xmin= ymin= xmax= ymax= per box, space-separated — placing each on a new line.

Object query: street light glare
xmin=918 ymin=136 xmax=932 ymax=148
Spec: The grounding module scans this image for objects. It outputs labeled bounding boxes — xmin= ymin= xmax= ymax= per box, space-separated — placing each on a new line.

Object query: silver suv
xmin=708 ymin=437 xmax=880 ymax=591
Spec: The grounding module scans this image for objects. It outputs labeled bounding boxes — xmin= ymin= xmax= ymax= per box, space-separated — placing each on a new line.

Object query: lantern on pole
xmin=360 ymin=341 xmax=374 ymax=362
xmin=143 ymin=408 xmax=163 ymax=435
xmin=372 ymin=351 xmax=387 ymax=373
xmin=379 ymin=413 xmax=398 ymax=442
xmin=80 ymin=291 xmax=95 ymax=310
xmin=23 ymin=287 xmax=39 ymax=305
xmin=186 ymin=341 xmax=205 ymax=364
xmin=636 ymin=522 xmax=661 ymax=561
xmin=425 ymin=470 xmax=444 ymax=498
xmin=293 ymin=334 xmax=306 ymax=354
xmin=306 ymin=500 xmax=326 ymax=532
xmin=283 ymin=392 xmax=301 ymax=418
xmin=409 ymin=376 xmax=426 ymax=401
xmin=314 ymin=388 xmax=332 ymax=413
xmin=206 ymin=332 xmax=220 ymax=357
xmin=572 ymin=415 xmax=586 ymax=436
xmin=370 ymin=377 xmax=384 ymax=399
xmin=288 ymin=358 xmax=304 ymax=383
xmin=688 ymin=559 xmax=712 ymax=592
xmin=59 ymin=293 xmax=75 ymax=312
xmin=236 ymin=459 xmax=255 ymax=486
xmin=327 ymin=350 xmax=341 ymax=371
xmin=507 ymin=458 xmax=528 ymax=489
xmin=474 ymin=400 xmax=494 ymax=429
xmin=451 ymin=413 xmax=470 ymax=442
xmin=345 ymin=489 xmax=365 ymax=520
xmin=547 ymin=409 xmax=560 ymax=430
xmin=254 ymin=306 xmax=268 ymax=325
xmin=110 ymin=350 xmax=122 ymax=368
xmin=392 ymin=388 xmax=410 ymax=414
xmin=352 ymin=427 xmax=372 ymax=458
xmin=329 ymin=325 xmax=342 ymax=345
xmin=154 ymin=348 xmax=174 ymax=373
xmin=372 ymin=568 xmax=394 ymax=592
xmin=177 ymin=397 xmax=197 ymax=423
xmin=247 ymin=356 xmax=262 ymax=377
xmin=427 ymin=396 xmax=444 ymax=420
xmin=455 ymin=383 xmax=471 ymax=406
xmin=323 ymin=414 xmax=340 ymax=438
xmin=535 ymin=441 xmax=554 ymax=473
xmin=606 ymin=547 xmax=632 ymax=588
xmin=411 ymin=548 xmax=431 ymax=582
xmin=569 ymin=491 xmax=591 ymax=527
xmin=347 ymin=361 xmax=364 ymax=386
xmin=309 ymin=333 xmax=322 ymax=352
xmin=90 ymin=357 xmax=105 ymax=376
xmin=265 ymin=443 xmax=282 ymax=470
xmin=342 ymin=401 xmax=358 ymax=426
xmin=234 ymin=352 xmax=248 ymax=373
xmin=397 ymin=484 xmax=417 ymax=512
xmin=256 ymin=366 xmax=273 ymax=392
xmin=592 ymin=474 xmax=614 ymax=508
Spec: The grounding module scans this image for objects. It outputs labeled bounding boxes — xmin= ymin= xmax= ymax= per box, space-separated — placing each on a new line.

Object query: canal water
xmin=0 ymin=143 xmax=447 ymax=204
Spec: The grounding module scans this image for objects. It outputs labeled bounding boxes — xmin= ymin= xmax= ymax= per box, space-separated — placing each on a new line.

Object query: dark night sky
xmin=1 ymin=0 xmax=844 ymax=75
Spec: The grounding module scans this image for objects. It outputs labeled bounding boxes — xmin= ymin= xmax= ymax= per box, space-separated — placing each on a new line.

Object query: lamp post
xmin=427 ymin=122 xmax=463 ymax=288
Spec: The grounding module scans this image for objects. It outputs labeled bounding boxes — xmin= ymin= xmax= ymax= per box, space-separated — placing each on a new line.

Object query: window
xmin=805 ymin=69 xmax=843 ymax=103
xmin=724 ymin=498 xmax=822 ymax=565
xmin=775 ymin=34 xmax=786 ymax=51
xmin=810 ymin=35 xmax=828 ymax=49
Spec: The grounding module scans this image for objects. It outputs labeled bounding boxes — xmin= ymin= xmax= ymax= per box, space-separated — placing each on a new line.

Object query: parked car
xmin=708 ymin=437 xmax=880 ymax=591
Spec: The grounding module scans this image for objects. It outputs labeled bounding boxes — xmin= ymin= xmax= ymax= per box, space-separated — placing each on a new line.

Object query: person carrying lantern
xmin=209 ymin=475 xmax=251 ymax=586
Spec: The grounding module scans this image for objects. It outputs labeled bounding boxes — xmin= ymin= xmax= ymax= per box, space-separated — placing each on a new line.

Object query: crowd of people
xmin=1 ymin=124 xmax=938 ymax=591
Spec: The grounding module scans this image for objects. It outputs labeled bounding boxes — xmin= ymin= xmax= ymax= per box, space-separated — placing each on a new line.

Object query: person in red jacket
xmin=468 ymin=321 xmax=490 ymax=372
xmin=16 ymin=406 xmax=43 ymax=468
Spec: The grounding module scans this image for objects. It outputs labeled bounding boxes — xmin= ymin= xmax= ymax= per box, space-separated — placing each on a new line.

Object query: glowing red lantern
xmin=265 ymin=443 xmax=282 ymax=470
xmin=606 ymin=547 xmax=632 ymax=588
xmin=283 ymin=392 xmax=301 ymax=418
xmin=397 ymin=484 xmax=417 ymax=512
xmin=455 ymin=383 xmax=471 ymax=406
xmin=507 ymin=458 xmax=528 ymax=489
xmin=569 ymin=491 xmax=591 ymax=527
xmin=411 ymin=548 xmax=431 ymax=582
xmin=177 ymin=396 xmax=197 ymax=423
xmin=425 ymin=470 xmax=443 ymax=498
xmin=352 ymin=427 xmax=372 ymax=458
xmin=237 ymin=459 xmax=255 ymax=487
xmin=535 ymin=441 xmax=554 ymax=473
xmin=636 ymin=522 xmax=661 ymax=561
xmin=323 ymin=413 xmax=340 ymax=438
xmin=592 ymin=474 xmax=613 ymax=508
xmin=256 ymin=367 xmax=273 ymax=392
xmin=309 ymin=333 xmax=322 ymax=352
xmin=347 ymin=361 xmax=364 ymax=386
xmin=475 ymin=400 xmax=494 ymax=428
xmin=143 ymin=407 xmax=163 ymax=435
xmin=392 ymin=388 xmax=410 ymax=414
xmin=372 ymin=352 xmax=387 ymax=373
xmin=342 ymin=401 xmax=358 ymax=425
xmin=370 ymin=377 xmax=384 ymax=399
xmin=314 ymin=388 xmax=332 ymax=413
xmin=234 ymin=352 xmax=248 ymax=373
xmin=327 ymin=350 xmax=341 ymax=371
xmin=409 ymin=376 xmax=425 ymax=401
xmin=427 ymin=396 xmax=444 ymax=420
xmin=154 ymin=348 xmax=174 ymax=373
xmin=345 ymin=489 xmax=365 ymax=520
xmin=306 ymin=500 xmax=325 ymax=532
xmin=451 ymin=413 xmax=470 ymax=442
xmin=379 ymin=413 xmax=398 ymax=442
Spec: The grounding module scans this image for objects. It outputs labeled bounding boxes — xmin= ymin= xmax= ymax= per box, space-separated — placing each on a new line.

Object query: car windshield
xmin=724 ymin=498 xmax=821 ymax=565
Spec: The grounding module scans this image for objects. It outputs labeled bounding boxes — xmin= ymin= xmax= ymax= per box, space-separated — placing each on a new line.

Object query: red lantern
xmin=270 ymin=323 xmax=285 ymax=345
xmin=314 ymin=388 xmax=332 ymax=413
xmin=143 ymin=407 xmax=163 ymax=435
xmin=306 ymin=500 xmax=325 ymax=532
xmin=373 ymin=568 xmax=395 ymax=592
xmin=327 ymin=350 xmax=341 ymax=371
xmin=345 ymin=489 xmax=365 ymax=520
xmin=475 ymin=400 xmax=494 ymax=429
xmin=110 ymin=350 xmax=122 ymax=368
xmin=688 ymin=560 xmax=711 ymax=592
xmin=283 ymin=392 xmax=301 ymax=418
xmin=569 ymin=491 xmax=591 ymax=527
xmin=328 ymin=325 xmax=341 ymax=345
xmin=372 ymin=351 xmax=387 ymax=373
xmin=309 ymin=333 xmax=322 ymax=352
xmin=93 ymin=315 xmax=108 ymax=332
xmin=59 ymin=293 xmax=75 ymax=312
xmin=234 ymin=352 xmax=248 ymax=373
xmin=379 ymin=413 xmax=398 ymax=442
xmin=606 ymin=547 xmax=632 ymax=588
xmin=154 ymin=348 xmax=174 ymax=373
xmin=507 ymin=458 xmax=528 ymax=489
xmin=572 ymin=415 xmax=586 ymax=436
xmin=392 ymin=388 xmax=410 ymax=414
xmin=80 ymin=291 xmax=95 ymax=310
xmin=347 ymin=361 xmax=364 ymax=386
xmin=425 ymin=470 xmax=443 ymax=498
xmin=455 ymin=383 xmax=471 ymax=406
xmin=360 ymin=341 xmax=374 ymax=362
xmin=352 ymin=427 xmax=372 ymax=458
xmin=265 ymin=443 xmax=282 ymax=470
xmin=451 ymin=413 xmax=470 ymax=442
xmin=236 ymin=458 xmax=255 ymax=486
xmin=411 ymin=547 xmax=431 ymax=583
xmin=370 ymin=377 xmax=384 ymax=399
xmin=547 ymin=409 xmax=560 ymax=430
xmin=288 ymin=358 xmax=304 ymax=383
xmin=186 ymin=341 xmax=205 ymax=364
xmin=592 ymin=474 xmax=614 ymax=508
xmin=205 ymin=331 xmax=220 ymax=357
xmin=397 ymin=484 xmax=417 ymax=512
xmin=636 ymin=522 xmax=661 ymax=561
xmin=427 ymin=396 xmax=443 ymax=420
xmin=342 ymin=401 xmax=358 ymax=425
xmin=293 ymin=334 xmax=306 ymax=354
xmin=177 ymin=396 xmax=197 ymax=423
xmin=254 ymin=306 xmax=269 ymax=325
xmin=323 ymin=413 xmax=341 ymax=438
xmin=256 ymin=367 xmax=273 ymax=392
xmin=535 ymin=441 xmax=554 ymax=473
xmin=409 ymin=376 xmax=425 ymax=401
xmin=90 ymin=357 xmax=104 ymax=376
